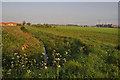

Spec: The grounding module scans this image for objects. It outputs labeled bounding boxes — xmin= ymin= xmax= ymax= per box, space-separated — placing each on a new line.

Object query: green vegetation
xmin=2 ymin=25 xmax=119 ymax=79
xmin=31 ymin=24 xmax=56 ymax=28
xmin=0 ymin=26 xmax=2 ymax=79
xmin=20 ymin=26 xmax=29 ymax=33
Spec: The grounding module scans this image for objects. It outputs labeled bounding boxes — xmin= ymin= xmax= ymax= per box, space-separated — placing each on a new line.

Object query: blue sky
xmin=2 ymin=2 xmax=118 ymax=25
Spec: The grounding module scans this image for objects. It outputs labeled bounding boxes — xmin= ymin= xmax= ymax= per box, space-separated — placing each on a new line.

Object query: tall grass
xmin=2 ymin=26 xmax=119 ymax=79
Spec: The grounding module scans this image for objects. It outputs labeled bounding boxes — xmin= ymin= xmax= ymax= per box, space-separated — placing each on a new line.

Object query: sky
xmin=1 ymin=0 xmax=120 ymax=2
xmin=2 ymin=2 xmax=118 ymax=25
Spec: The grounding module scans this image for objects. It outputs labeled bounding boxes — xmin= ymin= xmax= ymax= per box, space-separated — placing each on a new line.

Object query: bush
xmin=62 ymin=60 xmax=82 ymax=78
xmin=31 ymin=24 xmax=56 ymax=28
xmin=20 ymin=26 xmax=29 ymax=33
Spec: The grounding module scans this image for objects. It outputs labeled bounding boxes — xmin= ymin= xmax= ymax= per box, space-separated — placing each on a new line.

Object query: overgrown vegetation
xmin=20 ymin=26 xmax=29 ymax=33
xmin=31 ymin=24 xmax=56 ymax=28
xmin=2 ymin=25 xmax=119 ymax=79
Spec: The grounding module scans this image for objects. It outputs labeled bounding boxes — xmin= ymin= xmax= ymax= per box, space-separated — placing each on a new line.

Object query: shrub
xmin=20 ymin=26 xmax=29 ymax=33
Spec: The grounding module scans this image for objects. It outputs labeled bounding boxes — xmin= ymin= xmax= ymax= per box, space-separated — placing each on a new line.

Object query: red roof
xmin=0 ymin=22 xmax=6 ymax=24
xmin=114 ymin=26 xmax=118 ymax=28
xmin=0 ymin=22 xmax=23 ymax=25
xmin=6 ymin=22 xmax=19 ymax=24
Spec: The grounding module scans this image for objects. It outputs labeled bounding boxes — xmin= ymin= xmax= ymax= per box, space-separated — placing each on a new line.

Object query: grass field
xmin=2 ymin=25 xmax=119 ymax=78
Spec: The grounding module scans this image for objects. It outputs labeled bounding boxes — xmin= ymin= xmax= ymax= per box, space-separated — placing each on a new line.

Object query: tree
xmin=27 ymin=23 xmax=31 ymax=26
xmin=23 ymin=21 xmax=26 ymax=26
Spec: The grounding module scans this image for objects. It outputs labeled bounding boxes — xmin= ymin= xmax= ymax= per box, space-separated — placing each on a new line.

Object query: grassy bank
xmin=2 ymin=26 xmax=119 ymax=78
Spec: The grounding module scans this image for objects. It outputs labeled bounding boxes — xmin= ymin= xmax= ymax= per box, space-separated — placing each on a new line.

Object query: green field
xmin=2 ymin=25 xmax=119 ymax=78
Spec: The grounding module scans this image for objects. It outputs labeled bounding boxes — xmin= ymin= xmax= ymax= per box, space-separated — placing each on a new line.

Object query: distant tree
xmin=23 ymin=21 xmax=26 ymax=26
xmin=27 ymin=22 xmax=31 ymax=26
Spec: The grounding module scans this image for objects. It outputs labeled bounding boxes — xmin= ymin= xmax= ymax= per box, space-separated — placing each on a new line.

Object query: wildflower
xmin=21 ymin=62 xmax=24 ymax=65
xmin=11 ymin=61 xmax=14 ymax=64
xmin=53 ymin=50 xmax=56 ymax=52
xmin=24 ymin=54 xmax=27 ymax=57
xmin=55 ymin=58 xmax=58 ymax=60
xmin=17 ymin=55 xmax=20 ymax=59
xmin=44 ymin=63 xmax=47 ymax=65
xmin=7 ymin=69 xmax=11 ymax=74
xmin=65 ymin=51 xmax=68 ymax=55
xmin=22 ymin=47 xmax=25 ymax=51
xmin=56 ymin=53 xmax=60 ymax=56
xmin=22 ymin=65 xmax=25 ymax=67
xmin=27 ymin=70 xmax=31 ymax=74
xmin=63 ymin=58 xmax=66 ymax=62
xmin=52 ymin=53 xmax=54 ymax=56
xmin=68 ymin=49 xmax=71 ymax=52
xmin=25 ymin=58 xmax=28 ymax=60
xmin=42 ymin=52 xmax=45 ymax=55
xmin=12 ymin=57 xmax=14 ymax=60
xmin=8 ymin=69 xmax=11 ymax=72
xmin=57 ymin=65 xmax=61 ymax=68
xmin=34 ymin=59 xmax=36 ymax=63
xmin=60 ymin=55 xmax=62 ymax=57
xmin=45 ymin=66 xmax=47 ymax=69
xmin=57 ymin=58 xmax=60 ymax=61
xmin=53 ymin=61 xmax=56 ymax=63
xmin=41 ymin=56 xmax=43 ymax=57
xmin=29 ymin=61 xmax=31 ymax=63
xmin=11 ymin=64 xmax=14 ymax=68
xmin=14 ymin=53 xmax=18 ymax=55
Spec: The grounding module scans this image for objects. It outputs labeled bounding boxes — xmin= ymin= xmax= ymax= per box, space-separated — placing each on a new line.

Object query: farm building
xmin=96 ymin=24 xmax=117 ymax=28
xmin=0 ymin=22 xmax=6 ymax=26
xmin=0 ymin=22 xmax=23 ymax=26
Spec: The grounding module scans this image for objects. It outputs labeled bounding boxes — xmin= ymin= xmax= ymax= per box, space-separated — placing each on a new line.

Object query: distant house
xmin=0 ymin=22 xmax=23 ymax=26
xmin=0 ymin=22 xmax=6 ymax=26
xmin=96 ymin=24 xmax=115 ymax=28
xmin=113 ymin=26 xmax=118 ymax=28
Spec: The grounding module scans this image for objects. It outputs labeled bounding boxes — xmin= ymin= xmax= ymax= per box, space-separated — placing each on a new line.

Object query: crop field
xmin=2 ymin=25 xmax=120 ymax=79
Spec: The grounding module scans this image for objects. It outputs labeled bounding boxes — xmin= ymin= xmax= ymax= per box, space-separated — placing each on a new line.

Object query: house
xmin=113 ymin=25 xmax=118 ymax=28
xmin=96 ymin=24 xmax=115 ymax=28
xmin=0 ymin=22 xmax=23 ymax=26
xmin=0 ymin=22 xmax=6 ymax=26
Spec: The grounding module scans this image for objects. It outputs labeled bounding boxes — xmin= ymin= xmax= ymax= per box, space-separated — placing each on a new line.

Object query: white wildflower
xmin=14 ymin=53 xmax=18 ymax=55
xmin=42 ymin=52 xmax=45 ymax=55
xmin=17 ymin=55 xmax=20 ymax=59
xmin=22 ymin=65 xmax=25 ymax=67
xmin=53 ymin=61 xmax=56 ymax=63
xmin=11 ymin=61 xmax=14 ymax=64
xmin=65 ymin=51 xmax=68 ymax=55
xmin=57 ymin=65 xmax=61 ymax=68
xmin=11 ymin=64 xmax=14 ymax=68
xmin=57 ymin=58 xmax=60 ymax=61
xmin=12 ymin=57 xmax=14 ymax=60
